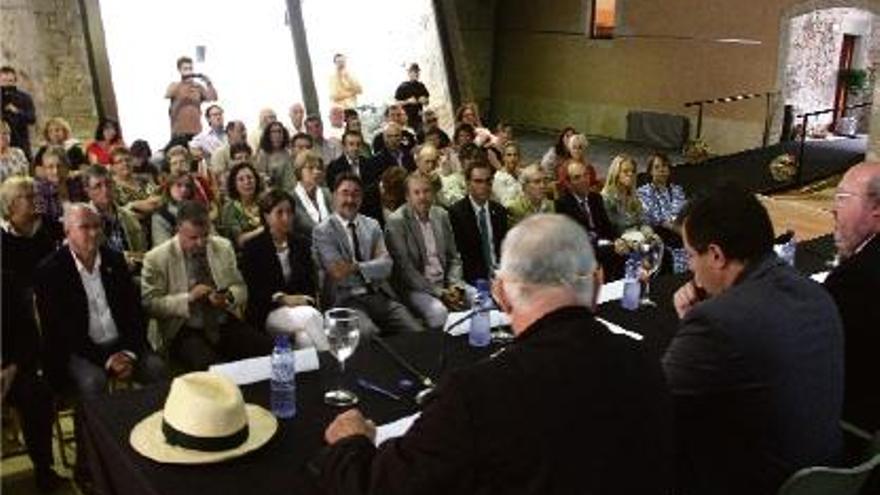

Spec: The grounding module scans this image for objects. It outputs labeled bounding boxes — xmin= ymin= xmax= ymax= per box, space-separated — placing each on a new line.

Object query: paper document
xmin=444 ymin=310 xmax=511 ymax=336
xmin=597 ymin=317 xmax=643 ymax=341
xmin=375 ymin=413 xmax=420 ymax=446
xmin=597 ymin=280 xmax=625 ymax=304
xmin=810 ymin=271 xmax=829 ymax=283
xmin=209 ymin=347 xmax=320 ymax=385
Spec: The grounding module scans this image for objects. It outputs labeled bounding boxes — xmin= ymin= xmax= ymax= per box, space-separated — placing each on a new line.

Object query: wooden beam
xmin=285 ymin=0 xmax=319 ymax=117
xmin=78 ymin=0 xmax=118 ymax=122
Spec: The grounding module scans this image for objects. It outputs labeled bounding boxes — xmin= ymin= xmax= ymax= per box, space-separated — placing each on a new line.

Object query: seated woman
xmin=110 ymin=147 xmax=162 ymax=217
xmin=290 ymin=150 xmax=331 ymax=237
xmin=601 ymin=154 xmax=644 ymax=234
xmin=0 ymin=121 xmax=29 ymax=182
xmin=455 ymin=102 xmax=494 ymax=146
xmin=86 ymin=118 xmax=124 ymax=166
xmin=492 ymin=141 xmax=523 ymax=206
xmin=506 ymin=164 xmax=554 ymax=226
xmin=380 ymin=165 xmax=408 ymax=222
xmin=151 ymin=173 xmax=195 ymax=246
xmin=241 ymin=189 xmax=325 ymax=349
xmin=219 ymin=162 xmax=264 ymax=249
xmin=34 ymin=117 xmax=87 ymax=174
xmin=554 ymin=133 xmax=590 ymax=188
xmin=164 ymin=145 xmax=216 ymax=210
xmin=129 ymin=139 xmax=160 ymax=184
xmin=637 ymin=153 xmax=688 ymax=273
xmin=255 ymin=121 xmax=291 ymax=186
xmin=540 ymin=126 xmax=576 ymax=176
xmin=485 ymin=121 xmax=513 ymax=171
xmin=34 ymin=146 xmax=84 ymax=222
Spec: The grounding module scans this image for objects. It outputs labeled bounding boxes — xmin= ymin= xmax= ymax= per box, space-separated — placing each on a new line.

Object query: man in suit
xmin=664 ymin=185 xmax=844 ymax=495
xmin=314 ymin=214 xmax=674 ymax=494
xmin=448 ymin=156 xmax=508 ymax=285
xmin=370 ymin=121 xmax=416 ymax=172
xmin=372 ymin=104 xmax=416 ymax=155
xmin=34 ymin=203 xmax=166 ymax=396
xmin=326 ymin=130 xmax=366 ymax=189
xmin=824 ymin=162 xmax=880 ymax=431
xmin=555 ymin=160 xmax=621 ymax=278
xmin=312 ymin=173 xmax=422 ymax=336
xmin=385 ymin=173 xmax=468 ymax=329
xmin=141 ymin=200 xmax=272 ymax=371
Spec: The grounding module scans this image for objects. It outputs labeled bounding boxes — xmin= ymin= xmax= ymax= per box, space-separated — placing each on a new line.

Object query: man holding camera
xmin=0 ymin=66 xmax=36 ymax=162
xmin=165 ymin=56 xmax=218 ymax=142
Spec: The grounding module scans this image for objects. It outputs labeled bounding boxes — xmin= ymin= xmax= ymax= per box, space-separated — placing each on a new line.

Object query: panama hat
xmin=129 ymin=372 xmax=277 ymax=464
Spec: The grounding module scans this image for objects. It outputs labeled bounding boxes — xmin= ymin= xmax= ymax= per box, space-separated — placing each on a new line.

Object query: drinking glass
xmin=638 ymin=238 xmax=665 ymax=307
xmin=323 ymin=308 xmax=361 ymax=406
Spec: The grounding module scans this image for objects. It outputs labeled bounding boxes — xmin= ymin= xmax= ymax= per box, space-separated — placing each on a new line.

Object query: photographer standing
xmin=165 ymin=56 xmax=217 ymax=143
xmin=0 ymin=66 xmax=36 ymax=162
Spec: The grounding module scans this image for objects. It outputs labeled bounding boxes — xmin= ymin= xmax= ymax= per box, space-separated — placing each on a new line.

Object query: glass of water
xmin=323 ymin=308 xmax=361 ymax=407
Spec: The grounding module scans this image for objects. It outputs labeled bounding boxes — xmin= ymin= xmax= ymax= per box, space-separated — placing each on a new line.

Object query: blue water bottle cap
xmin=475 ymin=279 xmax=490 ymax=292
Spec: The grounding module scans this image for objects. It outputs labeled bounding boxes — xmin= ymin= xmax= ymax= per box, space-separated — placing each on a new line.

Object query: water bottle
xmin=621 ymin=254 xmax=641 ymax=311
xmin=270 ymin=334 xmax=297 ymax=419
xmin=469 ymin=279 xmax=491 ymax=348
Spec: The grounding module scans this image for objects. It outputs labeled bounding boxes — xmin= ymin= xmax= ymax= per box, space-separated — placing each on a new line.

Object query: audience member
xmin=444 ymin=123 xmax=475 ymax=176
xmin=395 ymin=63 xmax=430 ymax=134
xmin=369 ymin=121 xmax=415 ymax=172
xmin=416 ymin=109 xmax=450 ymax=148
xmin=219 ymin=162 xmax=264 ymax=249
xmin=327 ymin=105 xmax=345 ymax=141
xmin=0 ymin=120 xmax=29 ymax=182
xmin=664 ymin=185 xmax=843 ymax=495
xmin=455 ymin=102 xmax=493 ymax=146
xmin=315 ymin=214 xmax=674 ymax=495
xmin=412 ymin=144 xmax=442 ymax=197
xmin=34 ymin=146 xmax=84 ymax=222
xmin=506 ymin=164 xmax=554 ymax=225
xmin=35 ymin=117 xmax=87 ymax=172
xmin=210 ymin=120 xmax=247 ymax=185
xmin=290 ymin=150 xmax=331 ymax=236
xmin=190 ymin=104 xmax=226 ymax=157
xmin=130 ymin=139 xmax=159 ymax=184
xmin=109 ymin=147 xmax=161 ymax=216
xmin=385 ymin=173 xmax=468 ymax=329
xmin=0 ymin=176 xmax=64 ymax=492
xmin=554 ymin=133 xmax=590 ymax=189
xmin=312 ymin=173 xmax=423 ymax=336
xmin=34 ymin=203 xmax=166 ymax=395
xmin=306 ymin=115 xmax=343 ymax=166
xmin=824 ymin=162 xmax=880 ymax=431
xmin=540 ymin=126 xmax=576 ymax=176
xmin=492 ymin=141 xmax=523 ymax=206
xmin=151 ymin=173 xmax=195 ymax=246
xmin=165 ymin=145 xmax=215 ymax=207
xmin=372 ymin=104 xmax=416 ymax=154
xmin=82 ymin=165 xmax=147 ymax=261
xmin=86 ymin=118 xmax=124 ymax=166
xmin=0 ymin=66 xmax=36 ymax=162
xmin=329 ymin=53 xmax=362 ymax=109
xmin=255 ymin=120 xmax=291 ymax=183
xmin=637 ymin=152 xmax=688 ymax=273
xmin=342 ymin=111 xmax=372 ymax=158
xmin=448 ymin=156 xmax=508 ymax=284
xmin=379 ymin=165 xmax=407 ymax=221
xmin=601 ymin=154 xmax=643 ymax=233
xmin=327 ymin=130 xmax=365 ymax=189
xmin=247 ymin=108 xmax=277 ymax=152
xmin=241 ymin=189 xmax=325 ymax=349
xmin=141 ymin=200 xmax=272 ymax=370
xmin=288 ymin=102 xmax=305 ymax=135
xmin=165 ymin=56 xmax=217 ymax=141
xmin=485 ymin=121 xmax=513 ymax=170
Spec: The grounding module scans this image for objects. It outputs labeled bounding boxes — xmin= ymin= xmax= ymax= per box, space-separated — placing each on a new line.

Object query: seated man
xmin=448 ymin=155 xmax=508 ymax=285
xmin=385 ymin=173 xmax=469 ymax=330
xmin=141 ymin=200 xmax=272 ymax=370
xmin=313 ymin=214 xmax=674 ymax=494
xmin=326 ymin=130 xmax=365 ymax=190
xmin=81 ymin=165 xmax=146 ymax=264
xmin=34 ymin=203 xmax=166 ymax=396
xmin=824 ymin=162 xmax=880 ymax=431
xmin=664 ymin=185 xmax=844 ymax=495
xmin=312 ymin=173 xmax=423 ymax=336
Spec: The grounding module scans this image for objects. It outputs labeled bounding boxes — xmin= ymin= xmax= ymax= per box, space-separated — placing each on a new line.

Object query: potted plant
xmin=839 ymin=68 xmax=868 ymax=92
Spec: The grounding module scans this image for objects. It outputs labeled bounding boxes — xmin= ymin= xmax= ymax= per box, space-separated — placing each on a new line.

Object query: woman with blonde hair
xmin=35 ymin=117 xmax=86 ymax=171
xmin=601 ymin=154 xmax=643 ymax=232
xmin=290 ymin=150 xmax=331 ymax=236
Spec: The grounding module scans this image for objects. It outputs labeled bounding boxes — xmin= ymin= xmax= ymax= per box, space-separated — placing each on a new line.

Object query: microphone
xmin=371 ymin=335 xmax=436 ymax=406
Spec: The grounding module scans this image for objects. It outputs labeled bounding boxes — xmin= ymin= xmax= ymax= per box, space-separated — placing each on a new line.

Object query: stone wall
xmin=0 ymin=0 xmax=98 ymax=145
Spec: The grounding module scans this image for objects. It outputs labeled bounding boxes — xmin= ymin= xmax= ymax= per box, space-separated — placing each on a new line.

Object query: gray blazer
xmin=312 ymin=213 xmax=396 ymax=305
xmin=384 ymin=204 xmax=463 ymax=296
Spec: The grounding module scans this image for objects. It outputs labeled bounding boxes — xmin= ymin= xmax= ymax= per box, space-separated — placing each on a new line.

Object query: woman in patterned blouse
xmin=636 ymin=153 xmax=688 ymax=273
xmin=219 ymin=161 xmax=264 ymax=249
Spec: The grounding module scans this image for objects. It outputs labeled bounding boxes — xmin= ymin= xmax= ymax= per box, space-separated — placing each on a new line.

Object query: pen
xmin=356 ymin=378 xmax=403 ymax=402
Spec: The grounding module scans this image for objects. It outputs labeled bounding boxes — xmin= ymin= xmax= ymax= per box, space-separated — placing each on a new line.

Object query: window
xmin=590 ymin=0 xmax=616 ymax=39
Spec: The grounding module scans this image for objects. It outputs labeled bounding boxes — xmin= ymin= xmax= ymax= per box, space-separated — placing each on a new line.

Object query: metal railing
xmin=793 ymin=101 xmax=872 ymax=184
xmin=685 ymin=91 xmax=778 ymax=146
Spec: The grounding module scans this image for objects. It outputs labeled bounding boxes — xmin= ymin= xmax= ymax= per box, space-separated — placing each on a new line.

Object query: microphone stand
xmin=371 ymin=334 xmax=436 ymax=406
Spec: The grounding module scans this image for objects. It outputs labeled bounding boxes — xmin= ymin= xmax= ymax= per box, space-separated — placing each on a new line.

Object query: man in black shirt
xmin=394 ymin=63 xmax=430 ymax=135
xmin=1 ymin=66 xmax=36 ymax=161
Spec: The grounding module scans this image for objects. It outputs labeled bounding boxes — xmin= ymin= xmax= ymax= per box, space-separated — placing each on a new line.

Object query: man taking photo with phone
xmin=165 ymin=56 xmax=218 ymax=143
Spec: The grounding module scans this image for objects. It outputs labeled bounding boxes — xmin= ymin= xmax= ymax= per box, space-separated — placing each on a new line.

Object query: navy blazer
xmin=241 ymin=230 xmax=316 ymax=330
xmin=34 ymin=246 xmax=149 ymax=390
xmin=447 ymin=197 xmax=508 ymax=285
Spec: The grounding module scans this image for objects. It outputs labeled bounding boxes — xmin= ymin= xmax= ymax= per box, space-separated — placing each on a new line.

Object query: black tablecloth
xmin=79 ymin=235 xmax=836 ymax=495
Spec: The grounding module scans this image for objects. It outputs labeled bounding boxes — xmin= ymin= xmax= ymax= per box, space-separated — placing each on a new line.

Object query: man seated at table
xmin=312 ymin=172 xmax=423 ymax=336
xmin=385 ymin=173 xmax=469 ymax=330
xmin=141 ymin=200 xmax=272 ymax=370
xmin=824 ymin=162 xmax=880 ymax=431
xmin=664 ymin=184 xmax=844 ymax=495
xmin=34 ymin=203 xmax=166 ymax=396
xmin=313 ymin=213 xmax=674 ymax=494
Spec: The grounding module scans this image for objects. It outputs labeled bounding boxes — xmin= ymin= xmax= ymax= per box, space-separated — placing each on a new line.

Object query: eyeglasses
xmin=834 ymin=191 xmax=861 ymax=204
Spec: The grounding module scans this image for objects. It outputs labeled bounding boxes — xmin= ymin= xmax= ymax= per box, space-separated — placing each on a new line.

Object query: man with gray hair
xmin=824 ymin=162 xmax=880 ymax=431
xmin=314 ymin=213 xmax=674 ymax=494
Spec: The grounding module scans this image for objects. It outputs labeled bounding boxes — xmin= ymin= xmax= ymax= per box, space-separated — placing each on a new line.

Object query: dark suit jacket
xmin=326 ymin=155 xmax=365 ymax=192
xmin=824 ymin=234 xmax=880 ymax=431
xmin=314 ymin=306 xmax=674 ymax=494
xmin=448 ymin=197 xmax=508 ymax=285
xmin=34 ymin=246 xmax=149 ymax=390
xmin=663 ymin=255 xmax=844 ymax=495
xmin=372 ymin=130 xmax=416 ymax=156
xmin=555 ymin=191 xmax=624 ymax=279
xmin=241 ymin=230 xmax=316 ymax=330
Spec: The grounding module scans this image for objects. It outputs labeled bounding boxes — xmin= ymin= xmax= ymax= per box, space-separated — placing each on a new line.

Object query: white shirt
xmin=469 ymin=196 xmax=497 ymax=268
xmin=191 ymin=127 xmax=227 ymax=156
xmin=71 ymin=249 xmax=120 ymax=346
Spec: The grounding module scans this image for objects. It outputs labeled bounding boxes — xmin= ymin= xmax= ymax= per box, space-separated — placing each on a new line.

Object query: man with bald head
xmin=288 ymin=102 xmax=305 ymax=134
xmin=824 ymin=162 xmax=880 ymax=431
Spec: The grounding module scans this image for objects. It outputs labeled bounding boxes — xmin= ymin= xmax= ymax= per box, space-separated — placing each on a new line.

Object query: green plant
xmin=839 ymin=68 xmax=868 ymax=91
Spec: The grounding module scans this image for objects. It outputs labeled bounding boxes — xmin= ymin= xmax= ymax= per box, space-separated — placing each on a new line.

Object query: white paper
xmin=444 ymin=310 xmax=511 ymax=336
xmin=597 ymin=279 xmax=625 ymax=305
xmin=208 ymin=347 xmax=320 ymax=385
xmin=596 ymin=317 xmax=643 ymax=341
xmin=374 ymin=413 xmax=420 ymax=446
xmin=810 ymin=271 xmax=829 ymax=283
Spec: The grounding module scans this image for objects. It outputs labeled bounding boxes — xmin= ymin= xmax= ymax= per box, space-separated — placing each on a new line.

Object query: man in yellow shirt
xmin=329 ymin=53 xmax=362 ymax=109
